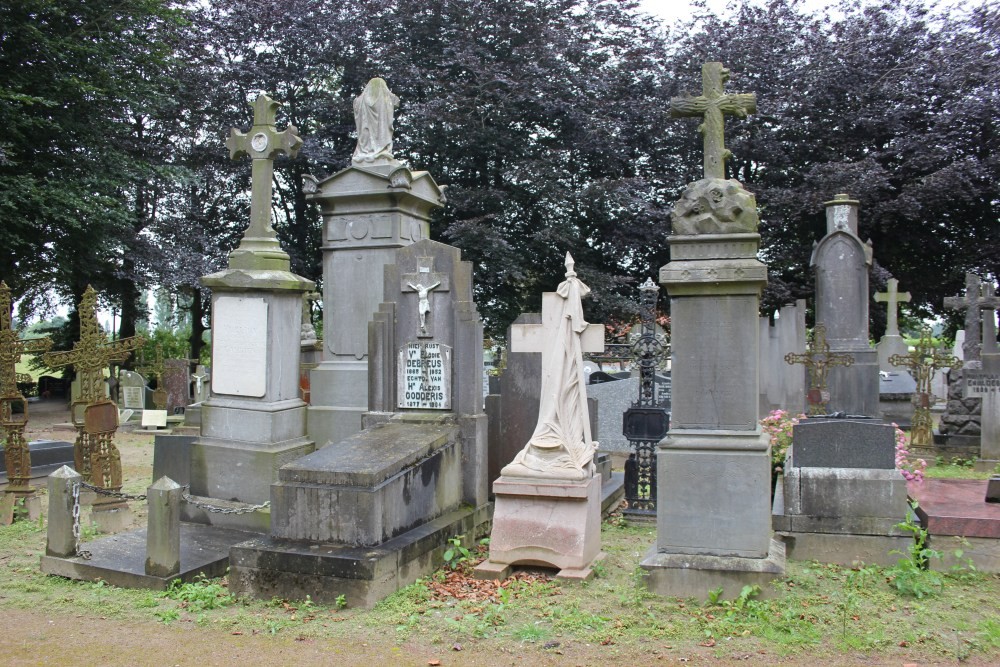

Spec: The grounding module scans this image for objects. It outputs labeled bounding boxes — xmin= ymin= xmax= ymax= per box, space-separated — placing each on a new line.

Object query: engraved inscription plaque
xmin=212 ymin=296 xmax=268 ymax=397
xmin=397 ymin=342 xmax=452 ymax=410
xmin=122 ymin=386 xmax=144 ymax=409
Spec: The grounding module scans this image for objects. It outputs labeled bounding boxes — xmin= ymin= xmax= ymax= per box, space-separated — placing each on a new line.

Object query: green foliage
xmin=442 ymin=534 xmax=472 ymax=569
xmin=162 ymin=575 xmax=234 ymax=611
xmin=334 ymin=594 xmax=347 ymax=610
xmin=888 ymin=502 xmax=944 ymax=598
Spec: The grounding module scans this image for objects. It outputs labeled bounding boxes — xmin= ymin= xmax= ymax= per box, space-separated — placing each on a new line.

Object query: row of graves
xmin=1 ymin=65 xmax=996 ymax=603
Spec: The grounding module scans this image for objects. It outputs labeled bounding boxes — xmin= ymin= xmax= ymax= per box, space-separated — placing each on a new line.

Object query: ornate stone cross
xmin=226 ymin=93 xmax=302 ymax=268
xmin=785 ymin=324 xmax=855 ymax=415
xmin=401 ymin=258 xmax=449 ymax=338
xmin=874 ymin=278 xmax=911 ymax=337
xmin=43 ymin=286 xmax=144 ymax=492
xmin=943 ymin=273 xmax=999 ymax=364
xmin=890 ymin=327 xmax=961 ymax=447
xmin=670 ymin=62 xmax=756 ymax=180
xmin=0 ymin=281 xmax=52 ymax=496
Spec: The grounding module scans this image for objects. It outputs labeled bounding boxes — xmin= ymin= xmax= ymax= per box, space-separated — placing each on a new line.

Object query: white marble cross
xmin=511 ymin=294 xmax=604 ymax=357
xmin=874 ymin=278 xmax=911 ymax=337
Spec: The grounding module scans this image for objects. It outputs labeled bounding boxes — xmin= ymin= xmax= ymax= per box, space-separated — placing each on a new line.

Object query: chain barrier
xmin=79 ymin=481 xmax=147 ymax=502
xmin=181 ymin=491 xmax=270 ymax=515
xmin=70 ymin=482 xmax=92 ymax=560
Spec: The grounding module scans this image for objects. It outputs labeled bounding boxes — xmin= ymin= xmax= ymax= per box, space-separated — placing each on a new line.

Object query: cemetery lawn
xmin=2 ymin=430 xmax=999 ymax=665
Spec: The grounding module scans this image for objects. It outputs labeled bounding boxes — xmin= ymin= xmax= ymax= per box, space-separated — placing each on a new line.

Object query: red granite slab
xmin=907 ymin=478 xmax=1000 ymax=539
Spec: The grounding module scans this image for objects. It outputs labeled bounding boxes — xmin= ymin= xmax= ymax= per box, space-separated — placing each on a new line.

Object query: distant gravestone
xmin=874 ymin=278 xmax=912 ymax=371
xmin=791 ymin=419 xmax=896 ymax=469
xmin=964 ymin=371 xmax=1000 ymax=462
xmin=141 ymin=410 xmax=168 ymax=430
xmin=118 ymin=370 xmax=146 ymax=412
xmin=162 ymin=359 xmax=191 ymax=413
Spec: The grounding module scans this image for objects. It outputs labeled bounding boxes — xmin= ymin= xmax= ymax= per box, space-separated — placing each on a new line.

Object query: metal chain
xmin=79 ymin=481 xmax=146 ymax=502
xmin=70 ymin=482 xmax=91 ymax=560
xmin=181 ymin=492 xmax=270 ymax=515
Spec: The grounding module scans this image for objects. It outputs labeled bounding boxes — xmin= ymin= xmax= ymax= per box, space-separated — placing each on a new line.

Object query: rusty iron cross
xmin=785 ymin=324 xmax=855 ymax=416
xmin=0 ymin=281 xmax=52 ymax=399
xmin=670 ymin=62 xmax=756 ymax=180
xmin=890 ymin=326 xmax=961 ymax=447
xmin=226 ymin=93 xmax=302 ymax=250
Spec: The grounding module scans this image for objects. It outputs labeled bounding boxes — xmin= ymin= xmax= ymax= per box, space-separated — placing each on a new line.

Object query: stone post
xmin=145 ymin=476 xmax=182 ymax=578
xmin=46 ymin=465 xmax=82 ymax=558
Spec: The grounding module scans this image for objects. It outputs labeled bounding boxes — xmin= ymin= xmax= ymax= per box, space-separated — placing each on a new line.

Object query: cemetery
xmin=2 ymin=0 xmax=1000 ymax=664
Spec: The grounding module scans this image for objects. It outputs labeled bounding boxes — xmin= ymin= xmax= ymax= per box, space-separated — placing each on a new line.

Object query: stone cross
xmin=890 ymin=326 xmax=961 ymax=447
xmin=43 ymin=286 xmax=144 ymax=490
xmin=943 ymin=273 xmax=998 ymax=364
xmin=226 ymin=93 xmax=302 ymax=264
xmin=670 ymin=62 xmax=756 ymax=180
xmin=982 ymin=283 xmax=999 ymax=356
xmin=0 ymin=281 xmax=52 ymax=496
xmin=401 ymin=257 xmax=450 ymax=338
xmin=874 ymin=278 xmax=911 ymax=337
xmin=785 ymin=324 xmax=855 ymax=415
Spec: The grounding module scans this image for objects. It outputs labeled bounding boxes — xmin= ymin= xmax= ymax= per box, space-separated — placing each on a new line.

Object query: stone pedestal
xmin=306 ymin=164 xmax=445 ymax=447
xmin=479 ymin=475 xmax=602 ymax=579
xmin=877 ymin=334 xmax=910 ymax=371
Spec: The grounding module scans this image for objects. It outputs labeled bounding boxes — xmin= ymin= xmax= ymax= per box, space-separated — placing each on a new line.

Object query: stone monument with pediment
xmin=640 ymin=62 xmax=784 ymax=598
xmin=810 ymin=194 xmax=879 ymax=416
xmin=160 ymin=93 xmax=315 ymax=531
xmin=228 ymin=238 xmax=489 ymax=608
xmin=304 ymin=78 xmax=446 ymax=448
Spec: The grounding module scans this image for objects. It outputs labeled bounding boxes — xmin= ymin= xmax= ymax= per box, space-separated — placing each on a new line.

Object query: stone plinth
xmin=480 ymin=475 xmax=601 ymax=578
xmin=306 ymin=164 xmax=445 ymax=447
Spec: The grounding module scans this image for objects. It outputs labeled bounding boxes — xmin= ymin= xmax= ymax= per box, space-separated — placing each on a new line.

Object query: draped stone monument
xmin=171 ymin=93 xmax=315 ymax=531
xmin=305 ymin=78 xmax=446 ymax=447
xmin=477 ymin=253 xmax=606 ymax=580
xmin=640 ymin=62 xmax=784 ymax=597
xmin=811 ymin=194 xmax=878 ymax=416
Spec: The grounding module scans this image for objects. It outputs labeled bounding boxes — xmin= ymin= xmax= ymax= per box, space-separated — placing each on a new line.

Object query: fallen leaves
xmin=425 ymin=568 xmax=553 ymax=604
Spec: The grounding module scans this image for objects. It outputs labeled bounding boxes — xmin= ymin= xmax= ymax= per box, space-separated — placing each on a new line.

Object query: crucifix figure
xmin=401 ymin=258 xmax=450 ymax=338
xmin=504 ymin=253 xmax=605 ymax=480
xmin=890 ymin=327 xmax=961 ymax=447
xmin=875 ymin=278 xmax=911 ymax=338
xmin=43 ymin=286 xmax=143 ymax=495
xmin=670 ymin=62 xmax=757 ymax=180
xmin=0 ymin=281 xmax=52 ymax=498
xmin=943 ymin=272 xmax=997 ymax=365
xmin=226 ymin=93 xmax=302 ymax=268
xmin=785 ymin=324 xmax=855 ymax=416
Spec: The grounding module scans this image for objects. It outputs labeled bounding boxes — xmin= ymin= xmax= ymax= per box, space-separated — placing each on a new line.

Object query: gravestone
xmin=229 ymin=239 xmax=489 ymax=607
xmin=118 ymin=370 xmax=147 ymax=414
xmin=161 ymin=93 xmax=315 ymax=531
xmin=875 ymin=278 xmax=912 ymax=371
xmin=810 ymin=194 xmax=878 ymax=416
xmin=641 ymin=62 xmax=784 ymax=599
xmin=758 ymin=300 xmax=806 ymax=417
xmin=773 ymin=417 xmax=911 ymax=565
xmin=587 ymin=375 xmax=670 ymax=453
xmin=965 ymin=371 xmax=1000 ymax=464
xmin=305 ymin=78 xmax=446 ymax=448
xmin=879 ymin=371 xmax=917 ymax=428
xmin=162 ymin=359 xmax=191 ymax=414
xmin=477 ymin=253 xmax=606 ymax=580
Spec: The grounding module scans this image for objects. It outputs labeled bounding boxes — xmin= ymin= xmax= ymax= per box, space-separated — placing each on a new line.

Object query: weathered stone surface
xmin=759 ymin=300 xmax=807 ymax=417
xmin=671 ymin=178 xmax=758 ymax=235
xmin=640 ymin=539 xmax=786 ymax=600
xmin=45 ymin=466 xmax=80 ymax=558
xmin=145 ymin=476 xmax=182 ymax=578
xmin=791 ymin=419 xmax=896 ymax=469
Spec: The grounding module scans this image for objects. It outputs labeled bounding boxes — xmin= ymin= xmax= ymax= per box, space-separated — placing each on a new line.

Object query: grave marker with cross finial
xmin=943 ymin=273 xmax=996 ymax=364
xmin=670 ymin=62 xmax=757 ymax=180
xmin=875 ymin=278 xmax=911 ymax=338
xmin=226 ymin=93 xmax=303 ymax=270
xmin=785 ymin=324 xmax=855 ymax=415
xmin=43 ymin=286 xmax=144 ymax=495
xmin=0 ymin=281 xmax=53 ymax=499
xmin=890 ymin=327 xmax=961 ymax=447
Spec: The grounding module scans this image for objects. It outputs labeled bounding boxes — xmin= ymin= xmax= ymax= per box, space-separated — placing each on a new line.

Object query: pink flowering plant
xmin=760 ymin=409 xmax=805 ymax=473
xmin=893 ymin=422 xmax=927 ymax=483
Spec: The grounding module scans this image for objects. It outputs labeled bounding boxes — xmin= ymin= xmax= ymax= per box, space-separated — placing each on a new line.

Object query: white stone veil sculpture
xmin=352 ymin=77 xmax=400 ymax=165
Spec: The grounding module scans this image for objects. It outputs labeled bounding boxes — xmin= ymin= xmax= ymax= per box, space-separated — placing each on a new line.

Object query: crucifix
xmin=401 ymin=258 xmax=449 ymax=338
xmin=43 ymin=286 xmax=144 ymax=496
xmin=226 ymin=93 xmax=303 ymax=268
xmin=670 ymin=61 xmax=757 ymax=180
xmin=943 ymin=272 xmax=997 ymax=364
xmin=890 ymin=327 xmax=961 ymax=447
xmin=0 ymin=281 xmax=52 ymax=499
xmin=874 ymin=278 xmax=911 ymax=338
xmin=785 ymin=324 xmax=855 ymax=416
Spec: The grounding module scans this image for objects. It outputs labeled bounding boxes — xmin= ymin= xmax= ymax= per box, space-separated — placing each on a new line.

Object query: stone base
xmin=640 ymin=538 xmax=786 ymax=600
xmin=928 ymin=535 xmax=1000 ymax=573
xmin=974 ymin=459 xmax=999 ymax=474
xmin=475 ymin=551 xmax=605 ymax=582
xmin=90 ymin=506 xmax=133 ymax=534
xmin=188 ymin=435 xmax=315 ymax=505
xmin=40 ymin=523 xmax=255 ymax=590
xmin=483 ymin=474 xmax=601 ymax=573
xmin=777 ymin=531 xmax=912 ymax=567
xmin=601 ymin=471 xmax=626 ymax=517
xmin=229 ymin=504 xmax=490 ymax=609
xmin=180 ymin=494 xmax=271 ymax=534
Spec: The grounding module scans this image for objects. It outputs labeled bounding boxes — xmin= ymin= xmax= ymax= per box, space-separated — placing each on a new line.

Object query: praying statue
xmin=503 ymin=253 xmax=597 ymax=480
xmin=352 ymin=78 xmax=399 ymax=164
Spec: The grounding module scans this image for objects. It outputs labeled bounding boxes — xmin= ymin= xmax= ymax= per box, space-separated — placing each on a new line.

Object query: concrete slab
xmin=640 ymin=538 xmax=786 ymax=600
xmin=40 ymin=523 xmax=257 ymax=590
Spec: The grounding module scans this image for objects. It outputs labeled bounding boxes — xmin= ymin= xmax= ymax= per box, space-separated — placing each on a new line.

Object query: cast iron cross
xmin=670 ymin=62 xmax=757 ymax=180
xmin=226 ymin=93 xmax=302 ymax=257
xmin=785 ymin=324 xmax=855 ymax=416
xmin=890 ymin=327 xmax=961 ymax=446
xmin=874 ymin=278 xmax=911 ymax=338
